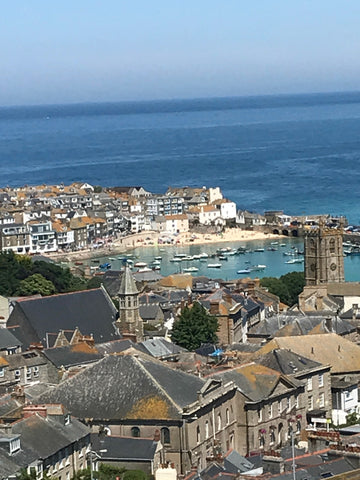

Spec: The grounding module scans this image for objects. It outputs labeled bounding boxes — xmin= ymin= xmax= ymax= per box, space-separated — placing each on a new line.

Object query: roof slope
xmin=38 ymin=353 xmax=205 ymax=420
xmin=7 ymin=288 xmax=119 ymax=348
xmin=254 ymin=334 xmax=360 ymax=374
xmin=91 ymin=434 xmax=158 ymax=461
xmin=210 ymin=363 xmax=290 ymax=402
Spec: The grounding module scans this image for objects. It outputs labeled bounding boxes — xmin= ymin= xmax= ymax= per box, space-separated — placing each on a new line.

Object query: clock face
xmin=330 ymin=262 xmax=337 ymax=271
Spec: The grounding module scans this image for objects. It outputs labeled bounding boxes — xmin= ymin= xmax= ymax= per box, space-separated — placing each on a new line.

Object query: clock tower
xmin=304 ymin=220 xmax=344 ymax=286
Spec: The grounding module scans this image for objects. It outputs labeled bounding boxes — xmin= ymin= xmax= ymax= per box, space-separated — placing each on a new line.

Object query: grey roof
xmin=224 ymin=450 xmax=256 ymax=473
xmin=37 ymin=353 xmax=205 ymax=421
xmin=7 ymin=287 xmax=119 ymax=349
xmin=139 ymin=304 xmax=163 ymax=321
xmin=138 ymin=338 xmax=187 ymax=358
xmin=139 ymin=293 xmax=168 ymax=305
xmin=10 ymin=413 xmax=90 ymax=466
xmin=5 ymin=351 xmax=47 ymax=369
xmin=95 ymin=339 xmax=136 ymax=355
xmin=42 ymin=345 xmax=103 ymax=368
xmin=257 ymin=349 xmax=324 ymax=376
xmin=119 ymin=265 xmax=138 ymax=295
xmin=0 ymin=329 xmax=22 ymax=349
xmin=91 ymin=434 xmax=158 ymax=461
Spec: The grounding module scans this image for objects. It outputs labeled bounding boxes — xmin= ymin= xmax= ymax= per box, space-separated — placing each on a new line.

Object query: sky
xmin=1 ymin=0 xmax=360 ymax=106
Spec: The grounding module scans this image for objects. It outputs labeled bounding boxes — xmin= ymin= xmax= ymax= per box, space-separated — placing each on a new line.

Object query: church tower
xmin=304 ymin=220 xmax=344 ymax=286
xmin=116 ymin=263 xmax=143 ymax=342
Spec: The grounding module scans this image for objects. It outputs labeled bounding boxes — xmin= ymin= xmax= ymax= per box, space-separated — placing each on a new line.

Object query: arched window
xmin=217 ymin=413 xmax=222 ymax=431
xmin=127 ymin=297 xmax=131 ymax=307
xmin=131 ymin=427 xmax=140 ymax=437
xmin=205 ymin=421 xmax=209 ymax=439
xmin=329 ymin=238 xmax=336 ymax=254
xmin=270 ymin=429 xmax=275 ymax=445
xmin=226 ymin=408 xmax=230 ymax=425
xmin=196 ymin=426 xmax=200 ymax=444
xmin=161 ymin=427 xmax=170 ymax=445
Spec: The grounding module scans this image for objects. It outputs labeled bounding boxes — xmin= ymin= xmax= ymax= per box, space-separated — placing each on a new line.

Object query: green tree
xmin=17 ymin=273 xmax=56 ymax=296
xmin=260 ymin=271 xmax=305 ymax=306
xmin=171 ymin=301 xmax=218 ymax=350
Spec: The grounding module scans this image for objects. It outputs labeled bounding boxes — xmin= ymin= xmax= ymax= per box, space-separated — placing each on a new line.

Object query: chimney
xmin=352 ymin=304 xmax=359 ymax=322
xmin=209 ymin=300 xmax=220 ymax=315
xmin=23 ymin=404 xmax=48 ymax=418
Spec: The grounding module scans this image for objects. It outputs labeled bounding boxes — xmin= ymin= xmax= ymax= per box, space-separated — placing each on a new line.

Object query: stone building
xmin=116 ymin=264 xmax=144 ymax=342
xmin=304 ymin=221 xmax=344 ymax=286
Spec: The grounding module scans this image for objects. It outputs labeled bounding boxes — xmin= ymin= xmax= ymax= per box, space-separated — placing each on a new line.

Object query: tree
xmin=260 ymin=271 xmax=305 ymax=306
xmin=171 ymin=301 xmax=218 ymax=350
xmin=17 ymin=274 xmax=55 ymax=296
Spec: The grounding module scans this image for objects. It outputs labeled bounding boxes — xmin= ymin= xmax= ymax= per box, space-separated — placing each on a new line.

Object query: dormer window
xmin=10 ymin=437 xmax=21 ymax=454
xmin=64 ymin=414 xmax=71 ymax=426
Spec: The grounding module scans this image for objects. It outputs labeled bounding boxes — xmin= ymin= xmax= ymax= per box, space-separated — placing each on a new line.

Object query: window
xmin=0 ymin=367 xmax=4 ymax=377
xmin=33 ymin=366 xmax=39 ymax=378
xmin=287 ymin=397 xmax=291 ymax=412
xmin=268 ymin=404 xmax=273 ymax=419
xmin=131 ymin=427 xmax=140 ymax=437
xmin=9 ymin=438 xmax=20 ymax=454
xmin=270 ymin=429 xmax=275 ymax=445
xmin=278 ymin=400 xmax=282 ymax=414
xmin=226 ymin=408 xmax=230 ymax=425
xmin=308 ymin=396 xmax=313 ymax=410
xmin=26 ymin=367 xmax=32 ymax=380
xmin=307 ymin=377 xmax=313 ymax=391
xmin=161 ymin=427 xmax=170 ymax=445
xmin=318 ymin=374 xmax=324 ymax=387
xmin=14 ymin=370 xmax=20 ymax=379
xmin=296 ymin=420 xmax=301 ymax=433
xmin=196 ymin=426 xmax=200 ymax=444
xmin=258 ymin=407 xmax=262 ymax=422
xmin=217 ymin=413 xmax=222 ymax=431
xmin=295 ymin=395 xmax=299 ymax=409
xmin=205 ymin=421 xmax=209 ymax=439
xmin=319 ymin=393 xmax=325 ymax=408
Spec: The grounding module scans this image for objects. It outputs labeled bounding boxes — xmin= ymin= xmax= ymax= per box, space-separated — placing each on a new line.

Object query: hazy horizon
xmin=2 ymin=1 xmax=360 ymax=107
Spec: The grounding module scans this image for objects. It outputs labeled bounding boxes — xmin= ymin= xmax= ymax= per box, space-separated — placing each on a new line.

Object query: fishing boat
xmin=207 ymin=263 xmax=222 ymax=268
xmin=237 ymin=268 xmax=252 ymax=274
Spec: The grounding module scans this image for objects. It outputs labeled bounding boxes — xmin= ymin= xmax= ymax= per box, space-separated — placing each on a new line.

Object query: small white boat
xmin=254 ymin=247 xmax=265 ymax=252
xmin=199 ymin=252 xmax=209 ymax=258
xmin=170 ymin=258 xmax=182 ymax=262
xmin=108 ymin=257 xmax=116 ymax=260
xmin=207 ymin=263 xmax=222 ymax=268
xmin=183 ymin=267 xmax=199 ymax=273
xmin=237 ymin=268 xmax=252 ymax=274
xmin=152 ymin=260 xmax=161 ymax=265
xmin=137 ymin=267 xmax=152 ymax=272
xmin=134 ymin=261 xmax=147 ymax=268
xmin=154 ymin=256 xmax=162 ymax=260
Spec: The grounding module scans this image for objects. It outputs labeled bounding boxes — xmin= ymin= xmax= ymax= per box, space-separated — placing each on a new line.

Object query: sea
xmin=1 ymin=91 xmax=360 ymax=280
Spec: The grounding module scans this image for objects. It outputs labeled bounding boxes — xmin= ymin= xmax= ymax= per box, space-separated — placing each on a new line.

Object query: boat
xmin=207 ymin=263 xmax=222 ymax=268
xmin=137 ymin=267 xmax=152 ymax=272
xmin=183 ymin=267 xmax=199 ymax=273
xmin=108 ymin=257 xmax=116 ymax=260
xmin=271 ymin=241 xmax=279 ymax=245
xmin=170 ymin=258 xmax=182 ymax=262
xmin=154 ymin=256 xmax=162 ymax=260
xmin=237 ymin=269 xmax=251 ymax=274
xmin=91 ymin=259 xmax=100 ymax=263
xmin=99 ymin=262 xmax=111 ymax=269
xmin=251 ymin=264 xmax=267 ymax=271
xmin=285 ymin=258 xmax=303 ymax=264
xmin=199 ymin=253 xmax=209 ymax=259
xmin=74 ymin=261 xmax=83 ymax=266
xmin=152 ymin=260 xmax=161 ymax=265
xmin=134 ymin=261 xmax=147 ymax=268
xmin=151 ymin=265 xmax=161 ymax=270
xmin=254 ymin=248 xmax=265 ymax=252
xmin=218 ymin=255 xmax=228 ymax=261
xmin=182 ymin=256 xmax=194 ymax=261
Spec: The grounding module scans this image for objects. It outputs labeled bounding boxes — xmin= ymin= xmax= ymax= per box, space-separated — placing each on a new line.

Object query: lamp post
xmin=87 ymin=450 xmax=107 ymax=480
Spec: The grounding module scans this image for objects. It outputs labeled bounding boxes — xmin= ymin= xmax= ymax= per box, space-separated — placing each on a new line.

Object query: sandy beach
xmin=47 ymin=228 xmax=284 ymax=262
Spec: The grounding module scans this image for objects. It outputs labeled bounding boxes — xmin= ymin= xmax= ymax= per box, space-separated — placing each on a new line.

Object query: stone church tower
xmin=116 ymin=264 xmax=143 ymax=342
xmin=304 ymin=220 xmax=344 ymax=286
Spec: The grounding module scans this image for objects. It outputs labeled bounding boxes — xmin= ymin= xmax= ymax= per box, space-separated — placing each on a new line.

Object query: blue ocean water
xmin=2 ymin=91 xmax=360 ymax=280
xmin=1 ymin=91 xmax=360 ymax=222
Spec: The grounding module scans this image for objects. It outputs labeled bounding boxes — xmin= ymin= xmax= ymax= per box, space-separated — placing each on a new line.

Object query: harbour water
xmin=80 ymin=237 xmax=360 ymax=282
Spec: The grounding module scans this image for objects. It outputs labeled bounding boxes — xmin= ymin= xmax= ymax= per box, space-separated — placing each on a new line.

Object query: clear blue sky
xmin=1 ymin=0 xmax=360 ymax=105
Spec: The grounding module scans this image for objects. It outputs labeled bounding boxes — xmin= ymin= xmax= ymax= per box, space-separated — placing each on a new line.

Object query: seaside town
xmin=1 ymin=182 xmax=360 ymax=480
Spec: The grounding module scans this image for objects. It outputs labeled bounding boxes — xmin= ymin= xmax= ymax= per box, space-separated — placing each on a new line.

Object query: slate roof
xmin=255 ymin=334 xmax=360 ymax=375
xmin=91 ymin=434 xmax=158 ymax=461
xmin=9 ymin=413 xmax=90 ymax=467
xmin=256 ymin=349 xmax=325 ymax=376
xmin=37 ymin=352 xmax=205 ymax=421
xmin=119 ymin=265 xmax=138 ymax=295
xmin=139 ymin=304 xmax=163 ymax=321
xmin=223 ymin=449 xmax=257 ymax=473
xmin=7 ymin=288 xmax=119 ymax=349
xmin=138 ymin=338 xmax=187 ymax=358
xmin=0 ymin=329 xmax=22 ymax=350
xmin=211 ymin=363 xmax=295 ymax=403
xmin=42 ymin=343 xmax=103 ymax=368
xmin=95 ymin=339 xmax=136 ymax=355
